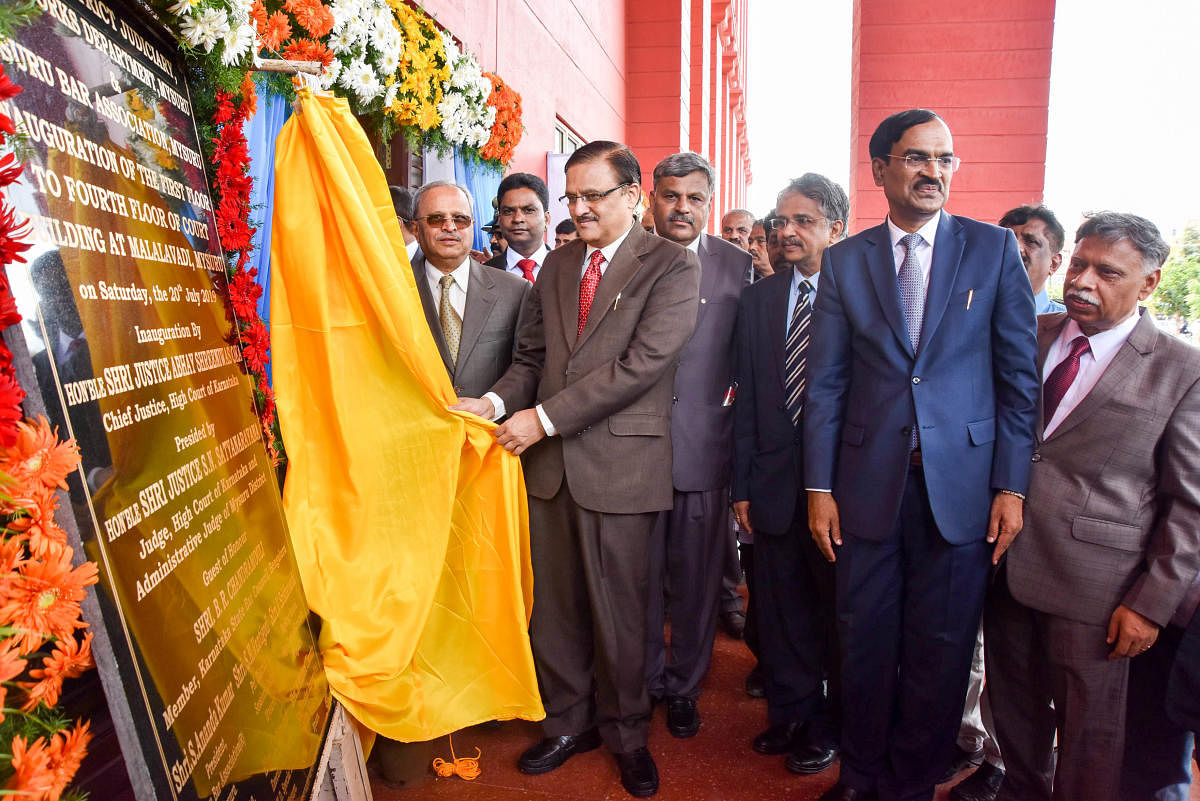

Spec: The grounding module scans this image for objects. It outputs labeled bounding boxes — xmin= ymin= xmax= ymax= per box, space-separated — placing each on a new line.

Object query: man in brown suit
xmin=453 ymin=141 xmax=700 ymax=798
xmin=985 ymin=212 xmax=1200 ymax=801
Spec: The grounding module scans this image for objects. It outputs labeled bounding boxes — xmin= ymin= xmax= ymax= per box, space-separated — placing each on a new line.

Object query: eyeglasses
xmin=418 ymin=213 xmax=474 ymax=230
xmin=748 ymin=236 xmax=767 ymax=247
xmin=559 ymin=183 xmax=631 ymax=206
xmin=887 ymin=153 xmax=962 ymax=172
xmin=498 ymin=205 xmax=544 ymax=219
xmin=768 ymin=215 xmax=827 ymax=231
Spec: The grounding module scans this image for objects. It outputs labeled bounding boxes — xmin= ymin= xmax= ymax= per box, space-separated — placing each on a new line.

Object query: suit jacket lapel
xmin=411 ymin=256 xmax=455 ymax=376
xmin=1034 ymin=313 xmax=1069 ymax=440
xmin=697 ymin=234 xmax=717 ymax=297
xmin=575 ymin=225 xmax=645 ymax=350
xmin=864 ymin=222 xmax=913 ymax=357
xmin=917 ymin=212 xmax=966 ymax=356
xmin=1045 ymin=310 xmax=1157 ymax=442
xmin=456 ymin=262 xmax=496 ymax=372
xmin=556 ymin=239 xmax=586 ymax=350
xmin=766 ymin=269 xmax=791 ymax=392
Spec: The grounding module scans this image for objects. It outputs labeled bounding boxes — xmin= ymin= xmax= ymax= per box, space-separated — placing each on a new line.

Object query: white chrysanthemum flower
xmin=354 ymin=74 xmax=382 ymax=102
xmin=338 ymin=60 xmax=370 ymax=91
xmin=383 ymin=82 xmax=399 ymax=108
xmin=441 ymin=32 xmax=460 ymax=63
xmin=180 ymin=6 xmax=230 ymax=51
xmin=168 ymin=0 xmax=195 ymax=17
xmin=327 ymin=26 xmax=358 ymax=55
xmin=370 ymin=3 xmax=393 ymax=32
xmin=343 ymin=15 xmax=370 ymax=45
xmin=317 ymin=59 xmax=342 ymax=91
xmin=377 ymin=49 xmax=400 ymax=75
xmin=221 ymin=23 xmax=255 ymax=66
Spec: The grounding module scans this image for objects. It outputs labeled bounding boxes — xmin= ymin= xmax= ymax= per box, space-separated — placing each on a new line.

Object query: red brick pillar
xmin=848 ymin=0 xmax=1056 ymax=231
xmin=627 ymin=0 xmax=691 ymax=182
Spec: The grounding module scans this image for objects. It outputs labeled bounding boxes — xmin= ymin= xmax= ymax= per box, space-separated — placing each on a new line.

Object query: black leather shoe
xmin=517 ymin=729 xmax=602 ymax=774
xmin=665 ymin=695 xmax=700 ymax=738
xmin=785 ymin=740 xmax=837 ymax=774
xmin=818 ymin=783 xmax=876 ymax=801
xmin=720 ymin=609 xmax=747 ymax=639
xmin=938 ymin=743 xmax=985 ymax=783
xmin=949 ymin=762 xmax=1005 ymax=801
xmin=752 ymin=721 xmax=803 ymax=755
xmin=615 ymin=747 xmax=659 ymax=797
xmin=744 ymin=667 xmax=765 ymax=698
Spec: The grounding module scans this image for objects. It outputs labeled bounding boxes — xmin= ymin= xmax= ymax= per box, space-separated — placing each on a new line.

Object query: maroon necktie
xmin=1043 ymin=335 xmax=1091 ymax=424
xmin=517 ymin=258 xmax=536 ymax=282
xmin=578 ymin=249 xmax=604 ymax=336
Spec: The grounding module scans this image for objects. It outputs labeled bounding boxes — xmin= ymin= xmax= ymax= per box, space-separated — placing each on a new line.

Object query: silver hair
xmin=1075 ymin=211 xmax=1169 ymax=275
xmin=652 ymin=151 xmax=716 ymax=193
xmin=412 ymin=179 xmax=475 ymax=218
xmin=777 ymin=173 xmax=850 ymax=238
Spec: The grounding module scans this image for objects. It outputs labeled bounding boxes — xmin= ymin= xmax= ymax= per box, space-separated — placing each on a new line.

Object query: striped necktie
xmin=783 ymin=279 xmax=812 ymax=426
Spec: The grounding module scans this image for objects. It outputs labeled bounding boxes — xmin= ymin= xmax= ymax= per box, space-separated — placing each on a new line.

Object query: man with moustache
xmin=409 ymin=180 xmax=530 ymax=399
xmin=453 ymin=141 xmax=700 ymax=798
xmin=642 ymin=152 xmax=750 ymax=739
xmin=721 ymin=208 xmax=756 ymax=251
xmin=486 ymin=172 xmax=552 ymax=282
xmin=805 ymin=109 xmax=1039 ymax=801
xmin=986 ymin=212 xmax=1200 ymax=801
xmin=746 ymin=219 xmax=773 ymax=283
xmin=1000 ymin=205 xmax=1066 ymax=314
xmin=765 ymin=217 xmax=788 ymax=272
xmin=732 ymin=174 xmax=848 ymax=778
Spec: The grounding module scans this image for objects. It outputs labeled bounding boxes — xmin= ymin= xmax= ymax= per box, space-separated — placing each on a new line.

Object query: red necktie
xmin=578 ymin=249 xmax=604 ymax=336
xmin=1043 ymin=335 xmax=1091 ymax=424
xmin=517 ymin=258 xmax=536 ymax=282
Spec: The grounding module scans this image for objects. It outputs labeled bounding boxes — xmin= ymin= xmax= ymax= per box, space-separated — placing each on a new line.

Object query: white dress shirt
xmin=425 ymin=257 xmax=470 ymax=323
xmin=406 ymin=238 xmax=422 ymax=264
xmin=886 ymin=210 xmax=941 ymax=293
xmin=1041 ymin=310 xmax=1140 ymax=437
xmin=505 ymin=243 xmax=548 ymax=280
xmin=786 ymin=267 xmax=821 ymax=336
xmin=484 ymin=224 xmax=636 ymax=430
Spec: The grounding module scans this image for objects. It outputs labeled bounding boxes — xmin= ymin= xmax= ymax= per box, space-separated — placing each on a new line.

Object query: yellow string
xmin=431 ymin=733 xmax=482 ymax=781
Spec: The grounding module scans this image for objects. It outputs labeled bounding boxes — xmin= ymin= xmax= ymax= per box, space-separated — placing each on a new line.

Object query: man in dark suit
xmin=453 ymin=141 xmax=700 ymax=798
xmin=640 ymin=152 xmax=748 ymax=738
xmin=985 ymin=212 xmax=1200 ymax=801
xmin=732 ymin=173 xmax=849 ymax=778
xmin=485 ymin=173 xmax=553 ymax=282
xmin=410 ymin=180 xmax=530 ymax=399
xmin=804 ymin=108 xmax=1040 ymax=801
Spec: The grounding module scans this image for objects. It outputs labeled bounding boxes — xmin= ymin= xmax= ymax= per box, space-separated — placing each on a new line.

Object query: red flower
xmin=240 ymin=319 xmax=270 ymax=374
xmin=0 ymin=201 xmax=34 ymax=266
xmin=0 ymin=269 xmax=21 ymax=329
xmin=0 ymin=65 xmax=23 ymax=102
xmin=282 ymin=38 xmax=334 ymax=67
xmin=228 ymin=268 xmax=263 ymax=321
xmin=0 ymin=372 xmax=26 ymax=446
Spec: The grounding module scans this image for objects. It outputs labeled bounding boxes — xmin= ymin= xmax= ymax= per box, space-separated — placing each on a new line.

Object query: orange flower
xmin=0 ymin=637 xmax=26 ymax=723
xmin=0 ymin=550 xmax=98 ymax=652
xmin=260 ymin=10 xmax=292 ymax=54
xmin=239 ymin=71 xmax=257 ymax=119
xmin=249 ymin=0 xmax=268 ymax=31
xmin=14 ymin=486 xmax=69 ymax=559
xmin=21 ymin=632 xmax=93 ymax=711
xmin=282 ymin=38 xmax=333 ymax=68
xmin=285 ymin=0 xmax=334 ymax=39
xmin=0 ymin=416 xmax=80 ymax=492
xmin=7 ymin=735 xmax=53 ymax=799
xmin=44 ymin=721 xmax=91 ymax=799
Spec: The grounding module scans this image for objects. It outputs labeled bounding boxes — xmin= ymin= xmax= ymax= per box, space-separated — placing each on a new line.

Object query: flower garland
xmin=0 ymin=62 xmax=99 ymax=801
xmin=428 ymin=32 xmax=495 ymax=153
xmin=211 ymin=90 xmax=280 ymax=461
xmin=479 ymin=72 xmax=522 ymax=166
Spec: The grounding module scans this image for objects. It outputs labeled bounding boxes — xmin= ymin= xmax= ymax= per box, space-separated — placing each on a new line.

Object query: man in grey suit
xmin=986 ymin=212 xmax=1200 ymax=801
xmin=641 ymin=152 xmax=748 ymax=738
xmin=453 ymin=141 xmax=700 ymax=798
xmin=410 ymin=180 xmax=530 ymax=399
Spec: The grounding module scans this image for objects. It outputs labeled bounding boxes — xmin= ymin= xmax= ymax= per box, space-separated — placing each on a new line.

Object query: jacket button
xmin=1031 ymin=452 xmax=1042 ymax=462
xmin=912 ymin=376 xmax=921 ymax=385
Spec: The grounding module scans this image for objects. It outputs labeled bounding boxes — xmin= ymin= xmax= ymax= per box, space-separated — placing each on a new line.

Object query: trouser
xmin=645 ymin=487 xmax=730 ymax=700
xmin=720 ymin=514 xmax=745 ymax=614
xmin=1120 ymin=623 xmax=1194 ymax=801
xmin=985 ymin=569 xmax=1128 ymax=801
xmin=836 ymin=468 xmax=990 ymax=801
xmin=754 ymin=500 xmax=839 ymax=744
xmin=739 ymin=540 xmax=760 ymax=661
xmin=957 ymin=625 xmax=1004 ymax=769
xmin=528 ymin=484 xmax=656 ymax=754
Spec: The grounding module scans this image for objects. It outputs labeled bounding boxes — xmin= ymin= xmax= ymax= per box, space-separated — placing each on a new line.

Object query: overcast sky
xmin=746 ymin=0 xmax=1200 ymax=242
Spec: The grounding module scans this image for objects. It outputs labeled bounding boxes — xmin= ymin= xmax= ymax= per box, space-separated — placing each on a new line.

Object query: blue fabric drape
xmin=454 ymin=149 xmax=503 ymax=252
xmin=244 ymin=80 xmax=293 ymax=382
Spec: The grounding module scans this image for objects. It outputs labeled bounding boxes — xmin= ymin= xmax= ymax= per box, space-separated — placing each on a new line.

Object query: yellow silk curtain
xmin=269 ymin=91 xmax=543 ymax=741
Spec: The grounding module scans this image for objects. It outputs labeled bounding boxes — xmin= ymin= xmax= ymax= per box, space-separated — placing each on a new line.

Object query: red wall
xmin=849 ymin=0 xmax=1055 ymax=231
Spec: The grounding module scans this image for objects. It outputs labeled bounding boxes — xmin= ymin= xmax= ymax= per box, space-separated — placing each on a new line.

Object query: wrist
xmin=997 ymin=489 xmax=1025 ymax=501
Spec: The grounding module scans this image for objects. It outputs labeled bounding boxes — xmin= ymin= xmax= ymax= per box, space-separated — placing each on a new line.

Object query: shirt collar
xmin=1058 ymin=307 xmax=1141 ymax=362
xmin=684 ymin=236 xmax=701 ymax=254
xmin=887 ymin=210 xmax=941 ymax=251
xmin=506 ymin=242 xmax=547 ymax=268
xmin=584 ymin=222 xmax=635 ymax=267
xmin=792 ymin=266 xmax=820 ymax=294
xmin=426 ymin=256 xmax=472 ymax=289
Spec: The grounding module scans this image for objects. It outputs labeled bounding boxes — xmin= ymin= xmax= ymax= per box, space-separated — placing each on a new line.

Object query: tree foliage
xmin=1151 ymin=221 xmax=1200 ymax=322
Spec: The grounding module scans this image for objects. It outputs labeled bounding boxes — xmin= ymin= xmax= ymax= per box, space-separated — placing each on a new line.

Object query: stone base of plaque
xmin=372 ymin=737 xmax=435 ymax=789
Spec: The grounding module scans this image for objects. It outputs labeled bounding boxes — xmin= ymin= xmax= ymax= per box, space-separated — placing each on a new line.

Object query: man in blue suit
xmin=803 ymin=109 xmax=1040 ymax=801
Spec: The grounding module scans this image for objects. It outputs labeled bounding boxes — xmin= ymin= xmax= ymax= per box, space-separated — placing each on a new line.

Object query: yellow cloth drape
xmin=269 ymin=91 xmax=543 ymax=741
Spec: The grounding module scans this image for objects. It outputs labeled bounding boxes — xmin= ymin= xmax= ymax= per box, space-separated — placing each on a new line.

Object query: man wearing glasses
xmin=453 ymin=141 xmax=700 ymax=798
xmin=732 ymin=174 xmax=848 ymax=779
xmin=486 ymin=172 xmax=553 ymax=282
xmin=409 ymin=180 xmax=530 ymax=399
xmin=804 ymin=109 xmax=1039 ymax=801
